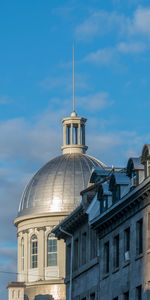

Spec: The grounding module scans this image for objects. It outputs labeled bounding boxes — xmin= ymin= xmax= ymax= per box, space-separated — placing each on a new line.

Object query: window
xmin=131 ymin=170 xmax=137 ymax=187
xmin=12 ymin=290 xmax=15 ymax=298
xmin=66 ymin=243 xmax=71 ymax=275
xmin=124 ymin=291 xmax=129 ymax=300
xmin=47 ymin=233 xmax=57 ymax=266
xmin=104 ymin=241 xmax=109 ymax=273
xmin=31 ymin=234 xmax=38 ymax=268
xmin=124 ymin=228 xmax=130 ymax=261
xmin=18 ymin=290 xmax=20 ymax=298
xmin=116 ymin=186 xmax=120 ymax=201
xmin=90 ymin=229 xmax=97 ymax=260
xmin=146 ymin=159 xmax=150 ymax=177
xmin=112 ymin=186 xmax=120 ymax=203
xmin=136 ymin=219 xmax=143 ymax=255
xmin=90 ymin=293 xmax=95 ymax=300
xmin=114 ymin=235 xmax=119 ymax=268
xmin=82 ymin=232 xmax=87 ymax=265
xmin=136 ymin=285 xmax=142 ymax=300
xmin=21 ymin=238 xmax=24 ymax=271
xmin=74 ymin=238 xmax=79 ymax=270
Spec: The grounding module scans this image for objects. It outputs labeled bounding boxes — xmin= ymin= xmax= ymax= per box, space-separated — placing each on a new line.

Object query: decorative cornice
xmin=52 ymin=205 xmax=87 ymax=240
xmin=37 ymin=226 xmax=46 ymax=232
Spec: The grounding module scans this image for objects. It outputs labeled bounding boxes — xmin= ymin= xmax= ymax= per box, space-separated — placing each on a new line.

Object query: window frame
xmin=114 ymin=234 xmax=119 ymax=269
xmin=30 ymin=234 xmax=38 ymax=269
xmin=136 ymin=219 xmax=143 ymax=255
xmin=21 ymin=237 xmax=24 ymax=271
xmin=47 ymin=233 xmax=57 ymax=267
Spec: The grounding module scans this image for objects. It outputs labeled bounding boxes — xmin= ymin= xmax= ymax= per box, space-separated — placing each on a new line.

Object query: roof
xmin=18 ymin=153 xmax=105 ymax=217
xmin=126 ymin=157 xmax=144 ymax=176
xmin=141 ymin=144 xmax=150 ymax=164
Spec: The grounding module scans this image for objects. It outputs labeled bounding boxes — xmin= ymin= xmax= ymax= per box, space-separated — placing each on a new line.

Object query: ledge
xmin=65 ymin=256 xmax=99 ymax=283
xmin=123 ymin=261 xmax=130 ymax=268
xmin=102 ymin=273 xmax=109 ymax=280
xmin=112 ymin=267 xmax=119 ymax=274
xmin=135 ymin=253 xmax=143 ymax=261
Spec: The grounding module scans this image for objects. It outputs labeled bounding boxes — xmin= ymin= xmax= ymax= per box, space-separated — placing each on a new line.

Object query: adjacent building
xmin=53 ymin=144 xmax=150 ymax=300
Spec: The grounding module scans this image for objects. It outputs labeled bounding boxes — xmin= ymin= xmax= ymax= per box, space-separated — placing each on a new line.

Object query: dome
xmin=18 ymin=153 xmax=105 ymax=217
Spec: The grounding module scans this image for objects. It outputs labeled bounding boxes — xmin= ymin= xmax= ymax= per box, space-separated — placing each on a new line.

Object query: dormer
xmin=97 ymin=181 xmax=112 ymax=213
xmin=126 ymin=157 xmax=144 ymax=188
xmin=109 ymin=172 xmax=130 ymax=204
xmin=141 ymin=144 xmax=150 ymax=178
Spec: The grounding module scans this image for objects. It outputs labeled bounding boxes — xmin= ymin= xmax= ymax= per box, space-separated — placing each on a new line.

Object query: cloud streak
xmin=75 ymin=6 xmax=150 ymax=41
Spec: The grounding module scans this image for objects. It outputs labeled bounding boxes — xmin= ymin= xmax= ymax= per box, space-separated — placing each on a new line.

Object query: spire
xmin=61 ymin=45 xmax=88 ymax=154
xmin=71 ymin=44 xmax=77 ymax=117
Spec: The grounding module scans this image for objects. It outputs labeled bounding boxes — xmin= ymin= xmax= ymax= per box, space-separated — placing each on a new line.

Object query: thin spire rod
xmin=73 ymin=43 xmax=75 ymax=112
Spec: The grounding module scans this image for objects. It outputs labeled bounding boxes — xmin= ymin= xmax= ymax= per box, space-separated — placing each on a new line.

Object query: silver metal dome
xmin=18 ymin=153 xmax=105 ymax=217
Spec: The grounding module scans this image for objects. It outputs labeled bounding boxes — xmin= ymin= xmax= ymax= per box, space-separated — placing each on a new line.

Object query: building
xmin=7 ymin=109 xmax=105 ymax=300
xmin=53 ymin=144 xmax=150 ymax=300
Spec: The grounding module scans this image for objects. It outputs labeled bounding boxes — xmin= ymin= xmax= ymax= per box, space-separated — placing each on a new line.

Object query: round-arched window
xmin=31 ymin=234 xmax=38 ymax=268
xmin=47 ymin=233 xmax=57 ymax=266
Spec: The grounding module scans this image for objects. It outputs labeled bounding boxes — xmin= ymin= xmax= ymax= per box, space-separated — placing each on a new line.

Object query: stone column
xmin=38 ymin=227 xmax=45 ymax=280
xmin=71 ymin=123 xmax=73 ymax=145
xmin=24 ymin=231 xmax=28 ymax=282
xmin=78 ymin=123 xmax=81 ymax=145
xmin=83 ymin=125 xmax=85 ymax=145
xmin=63 ymin=125 xmax=66 ymax=146
xmin=17 ymin=233 xmax=21 ymax=281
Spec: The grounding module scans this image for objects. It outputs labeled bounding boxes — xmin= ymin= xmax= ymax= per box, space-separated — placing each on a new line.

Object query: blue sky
xmin=1 ymin=0 xmax=150 ymax=298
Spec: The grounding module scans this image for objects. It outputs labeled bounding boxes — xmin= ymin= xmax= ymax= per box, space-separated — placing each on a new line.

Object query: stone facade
xmin=53 ymin=144 xmax=150 ymax=300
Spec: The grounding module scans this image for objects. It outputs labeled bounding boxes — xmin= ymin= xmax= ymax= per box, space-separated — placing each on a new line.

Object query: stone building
xmin=53 ymin=144 xmax=150 ymax=300
xmin=7 ymin=109 xmax=105 ymax=300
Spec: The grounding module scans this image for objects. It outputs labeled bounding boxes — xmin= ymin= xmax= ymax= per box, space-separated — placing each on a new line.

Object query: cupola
xmin=61 ymin=112 xmax=88 ymax=154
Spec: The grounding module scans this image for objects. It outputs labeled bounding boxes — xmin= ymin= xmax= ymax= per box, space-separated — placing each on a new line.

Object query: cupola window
xmin=47 ymin=233 xmax=57 ymax=266
xmin=31 ymin=234 xmax=38 ymax=268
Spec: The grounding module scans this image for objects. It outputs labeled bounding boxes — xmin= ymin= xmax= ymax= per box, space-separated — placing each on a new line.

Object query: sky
xmin=1 ymin=0 xmax=150 ymax=298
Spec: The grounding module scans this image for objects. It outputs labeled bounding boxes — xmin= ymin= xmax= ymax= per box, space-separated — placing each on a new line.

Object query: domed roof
xmin=18 ymin=153 xmax=105 ymax=217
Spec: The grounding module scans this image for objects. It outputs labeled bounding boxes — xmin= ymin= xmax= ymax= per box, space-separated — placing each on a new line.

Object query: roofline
xmin=90 ymin=176 xmax=150 ymax=229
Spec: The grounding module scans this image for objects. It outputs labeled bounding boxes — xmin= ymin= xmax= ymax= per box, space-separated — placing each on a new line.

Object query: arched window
xmin=47 ymin=233 xmax=57 ymax=266
xmin=21 ymin=238 xmax=24 ymax=271
xmin=141 ymin=144 xmax=150 ymax=177
xmin=12 ymin=290 xmax=15 ymax=298
xmin=31 ymin=234 xmax=38 ymax=268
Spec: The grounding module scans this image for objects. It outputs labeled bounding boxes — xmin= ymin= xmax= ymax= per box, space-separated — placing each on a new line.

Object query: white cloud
xmin=117 ymin=41 xmax=146 ymax=53
xmin=39 ymin=73 xmax=90 ymax=93
xmin=77 ymin=92 xmax=113 ymax=111
xmin=84 ymin=40 xmax=147 ymax=66
xmin=75 ymin=10 xmax=127 ymax=41
xmin=87 ymin=129 xmax=148 ymax=167
xmin=75 ymin=6 xmax=150 ymax=43
xmin=129 ymin=7 xmax=150 ymax=36
xmin=84 ymin=47 xmax=117 ymax=66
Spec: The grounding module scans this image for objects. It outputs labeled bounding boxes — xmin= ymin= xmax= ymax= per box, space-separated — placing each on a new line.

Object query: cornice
xmin=53 ymin=205 xmax=88 ymax=240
